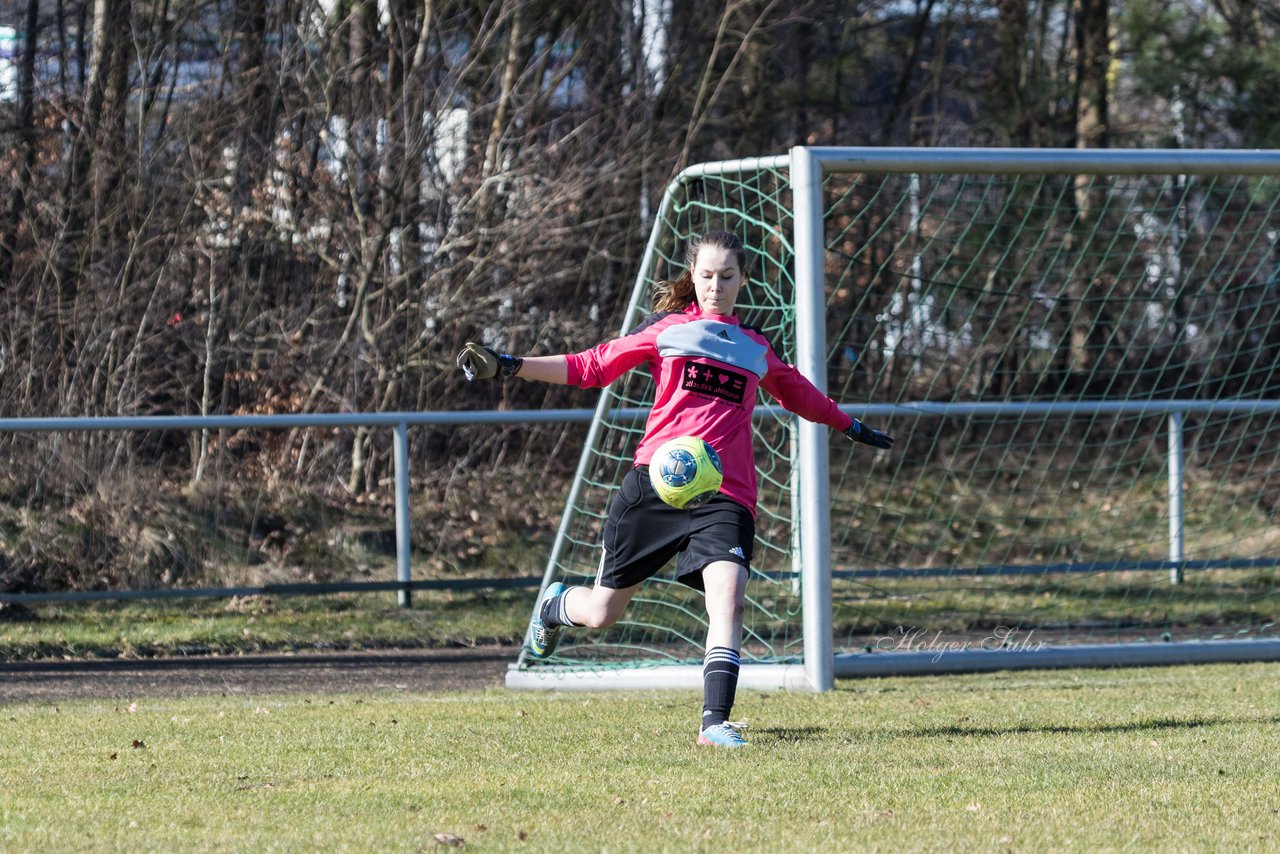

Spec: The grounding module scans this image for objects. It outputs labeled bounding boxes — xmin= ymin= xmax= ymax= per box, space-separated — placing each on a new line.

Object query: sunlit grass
xmin=2 ymin=662 xmax=1278 ymax=850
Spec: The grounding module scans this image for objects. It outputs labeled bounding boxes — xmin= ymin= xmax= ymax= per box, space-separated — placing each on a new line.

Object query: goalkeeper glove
xmin=456 ymin=342 xmax=523 ymax=381
xmin=844 ymin=419 xmax=894 ymax=450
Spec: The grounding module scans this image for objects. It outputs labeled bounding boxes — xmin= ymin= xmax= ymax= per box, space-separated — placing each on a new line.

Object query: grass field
xmin=0 ymin=593 xmax=529 ymax=661
xmin=3 ymin=661 xmax=1279 ymax=851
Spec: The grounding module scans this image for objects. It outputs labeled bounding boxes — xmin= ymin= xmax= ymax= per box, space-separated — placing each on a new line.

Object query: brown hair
xmin=651 ymin=230 xmax=750 ymax=313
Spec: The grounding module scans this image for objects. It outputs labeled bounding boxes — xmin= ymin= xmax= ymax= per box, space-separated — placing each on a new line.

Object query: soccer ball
xmin=649 ymin=436 xmax=723 ymax=509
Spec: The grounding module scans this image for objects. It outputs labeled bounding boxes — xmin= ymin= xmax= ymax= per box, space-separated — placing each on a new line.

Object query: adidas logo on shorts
xmin=729 ymin=546 xmax=745 ymax=558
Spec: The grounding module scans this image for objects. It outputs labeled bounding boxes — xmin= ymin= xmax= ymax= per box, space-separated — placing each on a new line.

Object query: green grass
xmin=3 ymin=662 xmax=1279 ymax=850
xmin=6 ymin=559 xmax=1278 ymax=666
xmin=0 ymin=593 xmax=531 ymax=661
xmin=9 ymin=564 xmax=1273 ymax=666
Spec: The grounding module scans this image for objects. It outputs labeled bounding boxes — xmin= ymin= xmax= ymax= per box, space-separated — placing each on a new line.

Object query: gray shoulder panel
xmin=655 ymin=319 xmax=768 ymax=378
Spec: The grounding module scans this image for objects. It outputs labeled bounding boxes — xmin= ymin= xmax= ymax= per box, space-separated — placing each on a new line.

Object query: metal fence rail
xmin=2 ymin=398 xmax=1277 ymax=606
xmin=0 ymin=409 xmax=599 ymax=607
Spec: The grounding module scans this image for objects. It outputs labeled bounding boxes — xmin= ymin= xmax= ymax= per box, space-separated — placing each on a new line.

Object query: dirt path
xmin=0 ymin=646 xmax=518 ymax=703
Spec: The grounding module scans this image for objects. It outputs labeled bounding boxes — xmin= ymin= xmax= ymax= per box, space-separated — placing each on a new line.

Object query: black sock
xmin=701 ymin=646 xmax=741 ymax=731
xmin=539 ymin=588 xmax=578 ymax=628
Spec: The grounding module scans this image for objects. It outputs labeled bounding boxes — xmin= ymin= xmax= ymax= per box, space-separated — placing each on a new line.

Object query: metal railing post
xmin=1168 ymin=411 xmax=1185 ymax=585
xmin=393 ymin=422 xmax=413 ymax=607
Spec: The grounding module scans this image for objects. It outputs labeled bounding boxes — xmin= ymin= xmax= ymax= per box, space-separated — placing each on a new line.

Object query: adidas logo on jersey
xmin=729 ymin=546 xmax=745 ymax=558
xmin=716 ymin=328 xmax=732 ymax=341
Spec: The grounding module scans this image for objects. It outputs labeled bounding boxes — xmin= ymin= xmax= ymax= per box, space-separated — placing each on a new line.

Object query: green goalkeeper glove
xmin=456 ymin=342 xmax=523 ymax=381
xmin=844 ymin=419 xmax=894 ymax=450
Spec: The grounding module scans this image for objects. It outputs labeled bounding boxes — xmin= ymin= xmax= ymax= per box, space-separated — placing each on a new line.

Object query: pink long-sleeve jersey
xmin=564 ymin=303 xmax=853 ymax=516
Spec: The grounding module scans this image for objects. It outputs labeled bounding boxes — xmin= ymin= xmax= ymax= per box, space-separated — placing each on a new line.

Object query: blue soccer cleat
xmin=528 ymin=581 xmax=568 ymax=659
xmin=697 ymin=721 xmax=748 ymax=749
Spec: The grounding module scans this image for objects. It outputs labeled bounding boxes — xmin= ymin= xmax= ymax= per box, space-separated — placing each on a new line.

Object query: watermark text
xmin=873 ymin=626 xmax=1047 ymax=662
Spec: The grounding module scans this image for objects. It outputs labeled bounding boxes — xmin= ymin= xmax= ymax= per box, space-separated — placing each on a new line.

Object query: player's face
xmin=692 ymin=245 xmax=743 ymax=317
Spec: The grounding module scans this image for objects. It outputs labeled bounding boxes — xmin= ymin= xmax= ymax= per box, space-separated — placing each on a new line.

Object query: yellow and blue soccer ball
xmin=649 ymin=436 xmax=723 ymax=509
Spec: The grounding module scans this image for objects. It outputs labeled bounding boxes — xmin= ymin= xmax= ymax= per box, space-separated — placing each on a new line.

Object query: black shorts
xmin=597 ymin=466 xmax=755 ymax=592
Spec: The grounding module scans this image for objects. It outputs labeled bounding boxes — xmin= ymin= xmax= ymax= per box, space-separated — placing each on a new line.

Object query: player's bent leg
xmin=564 ymin=583 xmax=641 ymax=629
xmin=527 ymin=571 xmax=643 ymax=659
xmin=528 ymin=581 xmax=570 ymax=659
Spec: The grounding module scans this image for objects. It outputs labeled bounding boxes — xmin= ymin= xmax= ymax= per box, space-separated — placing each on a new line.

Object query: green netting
xmin=531 ymin=163 xmax=804 ymax=669
xmin=529 ymin=155 xmax=1280 ymax=673
xmin=825 ymin=167 xmax=1280 ymax=653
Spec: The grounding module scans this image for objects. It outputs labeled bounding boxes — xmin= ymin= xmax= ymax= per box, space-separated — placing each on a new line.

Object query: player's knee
xmin=579 ymin=604 xmax=617 ymax=629
xmin=706 ymin=594 xmax=744 ymax=624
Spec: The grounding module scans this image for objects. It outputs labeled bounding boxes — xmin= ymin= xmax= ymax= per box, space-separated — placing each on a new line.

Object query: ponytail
xmin=651 ymin=270 xmax=696 ymax=313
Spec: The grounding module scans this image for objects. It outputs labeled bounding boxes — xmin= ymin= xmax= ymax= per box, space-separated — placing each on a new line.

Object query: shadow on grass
xmin=906 ymin=714 xmax=1280 ymax=739
xmin=750 ymin=714 xmax=1280 ymax=745
xmin=751 ymin=726 xmax=831 ymax=744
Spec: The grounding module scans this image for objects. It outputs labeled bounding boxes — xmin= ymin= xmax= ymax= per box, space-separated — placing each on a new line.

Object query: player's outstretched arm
xmin=516 ymin=355 xmax=569 ymax=384
xmin=456 ymin=343 xmax=568 ymax=384
xmin=844 ymin=418 xmax=894 ymax=450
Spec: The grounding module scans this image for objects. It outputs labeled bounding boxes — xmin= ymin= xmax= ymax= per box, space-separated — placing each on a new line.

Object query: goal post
xmin=792 ymin=145 xmax=836 ymax=692
xmin=508 ymin=146 xmax=1280 ymax=692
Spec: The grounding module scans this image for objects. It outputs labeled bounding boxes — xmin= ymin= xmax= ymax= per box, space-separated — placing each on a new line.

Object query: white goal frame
xmin=507 ymin=145 xmax=1280 ymax=693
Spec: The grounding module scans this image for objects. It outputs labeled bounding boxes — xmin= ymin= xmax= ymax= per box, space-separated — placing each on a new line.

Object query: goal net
xmin=508 ymin=147 xmax=1280 ymax=691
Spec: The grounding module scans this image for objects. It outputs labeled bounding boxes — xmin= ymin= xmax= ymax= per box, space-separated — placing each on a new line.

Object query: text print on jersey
xmin=682 ymin=361 xmax=748 ymax=405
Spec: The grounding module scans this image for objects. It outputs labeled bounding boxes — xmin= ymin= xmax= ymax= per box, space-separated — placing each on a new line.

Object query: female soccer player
xmin=457 ymin=230 xmax=892 ymax=748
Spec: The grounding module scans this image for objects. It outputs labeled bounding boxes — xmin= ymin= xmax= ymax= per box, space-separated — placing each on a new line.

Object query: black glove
xmin=844 ymin=419 xmax=894 ymax=450
xmin=456 ymin=342 xmax=523 ymax=381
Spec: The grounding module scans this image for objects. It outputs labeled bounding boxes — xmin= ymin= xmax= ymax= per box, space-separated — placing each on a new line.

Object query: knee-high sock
xmin=539 ymin=588 xmax=579 ymax=628
xmin=701 ymin=646 xmax=741 ymax=731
